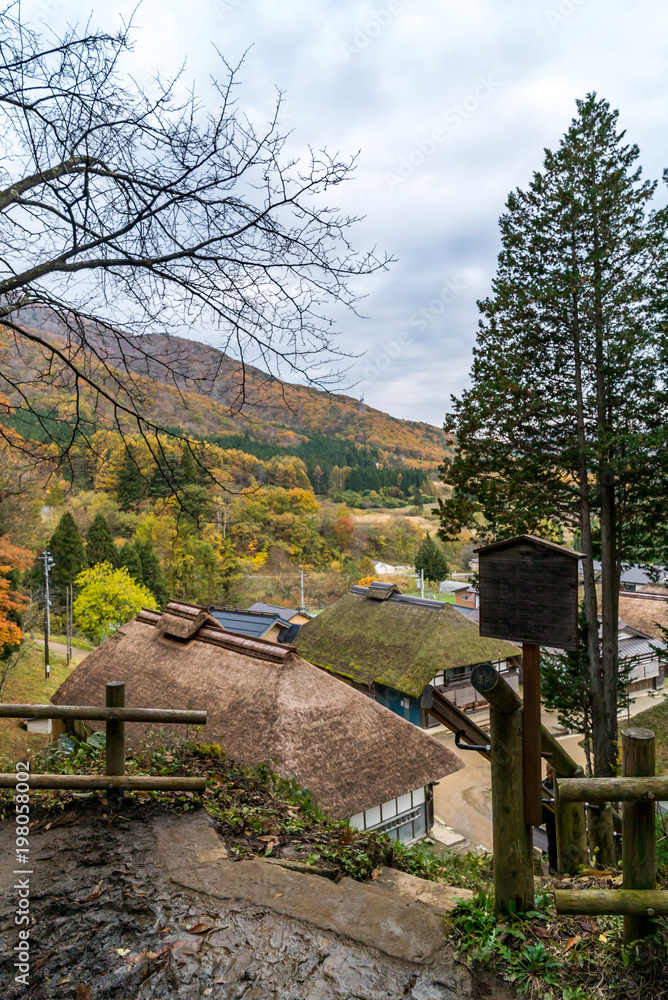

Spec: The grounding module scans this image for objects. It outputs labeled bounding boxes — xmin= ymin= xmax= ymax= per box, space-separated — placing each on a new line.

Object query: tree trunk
xmin=571 ymin=267 xmax=606 ymax=774
xmin=593 ymin=211 xmax=619 ymax=778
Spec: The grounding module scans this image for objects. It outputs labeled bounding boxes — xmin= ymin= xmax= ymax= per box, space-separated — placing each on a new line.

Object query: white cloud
xmin=18 ymin=0 xmax=668 ymax=425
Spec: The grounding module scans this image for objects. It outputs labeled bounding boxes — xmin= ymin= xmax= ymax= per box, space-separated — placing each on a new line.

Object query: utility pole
xmin=300 ymin=568 xmax=305 ymax=612
xmin=420 ymin=568 xmax=425 ymax=600
xmin=40 ymin=550 xmax=55 ymax=679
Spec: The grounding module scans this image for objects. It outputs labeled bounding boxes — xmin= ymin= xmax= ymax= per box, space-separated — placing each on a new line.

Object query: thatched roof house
xmin=52 ymin=601 xmax=462 ymax=835
xmin=616 ymin=594 xmax=668 ymax=641
xmin=295 ymin=584 xmax=520 ymax=722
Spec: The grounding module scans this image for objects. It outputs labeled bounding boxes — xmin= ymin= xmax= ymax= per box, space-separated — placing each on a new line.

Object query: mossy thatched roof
xmin=295 ymin=588 xmax=520 ymax=697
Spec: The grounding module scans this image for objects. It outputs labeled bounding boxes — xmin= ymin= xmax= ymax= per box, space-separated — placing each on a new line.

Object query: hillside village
xmin=2 ymin=7 xmax=668 ymax=1000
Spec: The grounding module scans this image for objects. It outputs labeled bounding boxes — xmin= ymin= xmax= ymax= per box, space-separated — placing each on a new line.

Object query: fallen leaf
xmin=371 ymin=870 xmax=380 ymax=881
xmin=274 ymin=893 xmax=284 ymax=899
xmin=564 ymin=935 xmax=581 ymax=953
xmin=599 ymin=933 xmax=608 ymax=943
xmin=76 ymin=985 xmax=91 ymax=1000
xmin=185 ymin=917 xmax=214 ymax=933
xmin=160 ymin=926 xmax=172 ymax=934
xmin=74 ymin=880 xmax=106 ymax=902
xmin=116 ymin=948 xmax=131 ymax=957
xmin=169 ymin=939 xmax=203 ymax=964
xmin=164 ymin=754 xmax=174 ymax=762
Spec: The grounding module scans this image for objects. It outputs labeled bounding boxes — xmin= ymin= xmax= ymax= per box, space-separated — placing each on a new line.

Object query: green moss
xmin=296 ymin=591 xmax=518 ymax=696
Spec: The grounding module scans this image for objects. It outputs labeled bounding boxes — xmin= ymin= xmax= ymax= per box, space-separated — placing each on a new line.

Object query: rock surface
xmin=0 ymin=805 xmax=509 ymax=999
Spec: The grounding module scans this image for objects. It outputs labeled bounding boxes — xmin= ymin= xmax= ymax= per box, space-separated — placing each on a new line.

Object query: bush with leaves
xmin=73 ymin=562 xmax=157 ymax=643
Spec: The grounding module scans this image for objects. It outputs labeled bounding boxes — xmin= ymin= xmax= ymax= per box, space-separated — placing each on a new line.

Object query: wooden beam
xmin=0 ymin=704 xmax=207 ymax=725
xmin=421 ymin=685 xmax=491 ymax=761
xmin=555 ymin=889 xmax=668 ymax=917
xmin=106 ymin=682 xmax=125 ymax=778
xmin=556 ymin=775 xmax=668 ymax=804
xmin=622 ymin=728 xmax=656 ymax=945
xmin=0 ymin=774 xmax=206 ymax=790
xmin=522 ymin=643 xmax=542 ymax=827
xmin=470 ymin=663 xmax=580 ymax=778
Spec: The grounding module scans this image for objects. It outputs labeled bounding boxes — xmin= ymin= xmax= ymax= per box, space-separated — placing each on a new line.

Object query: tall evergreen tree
xmin=48 ymin=512 xmax=87 ymax=590
xmin=415 ymin=533 xmax=449 ymax=585
xmin=86 ymin=513 xmax=118 ymax=568
xmin=117 ymin=452 xmax=145 ymax=510
xmin=136 ymin=539 xmax=168 ymax=609
xmin=118 ymin=542 xmax=144 ymax=585
xmin=438 ymin=95 xmax=668 ymax=775
xmin=180 ymin=446 xmax=198 ymax=486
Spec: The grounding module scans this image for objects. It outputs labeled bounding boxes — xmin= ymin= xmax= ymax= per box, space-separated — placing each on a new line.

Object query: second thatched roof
xmin=51 ymin=601 xmax=462 ymax=819
xmin=295 ymin=586 xmax=520 ymax=697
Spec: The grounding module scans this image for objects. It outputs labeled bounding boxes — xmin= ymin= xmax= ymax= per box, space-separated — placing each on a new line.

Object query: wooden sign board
xmin=475 ymin=535 xmax=583 ymax=651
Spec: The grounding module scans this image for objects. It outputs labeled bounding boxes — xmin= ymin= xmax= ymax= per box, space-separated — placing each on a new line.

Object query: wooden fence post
xmin=555 ymin=765 xmax=588 ymax=875
xmin=588 ymin=803 xmax=617 ymax=870
xmin=105 ymin=682 xmax=126 ymax=777
xmin=622 ymin=727 xmax=656 ymax=946
xmin=472 ymin=664 xmax=534 ymax=913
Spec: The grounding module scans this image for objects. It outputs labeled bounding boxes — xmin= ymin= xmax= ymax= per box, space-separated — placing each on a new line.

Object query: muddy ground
xmin=0 ymin=802 xmax=512 ymax=1000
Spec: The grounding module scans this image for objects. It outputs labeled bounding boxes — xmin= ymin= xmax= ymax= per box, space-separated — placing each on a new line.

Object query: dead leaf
xmin=76 ymin=985 xmax=91 ymax=1000
xmin=371 ymin=870 xmax=380 ymax=881
xmin=116 ymin=948 xmax=131 ymax=957
xmin=185 ymin=917 xmax=215 ymax=933
xmin=274 ymin=893 xmax=284 ymax=899
xmin=74 ymin=880 xmax=105 ymax=902
xmin=599 ymin=933 xmax=608 ymax=943
xmin=169 ymin=939 xmax=203 ymax=964
xmin=564 ymin=936 xmax=581 ymax=953
xmin=164 ymin=754 xmax=174 ymax=762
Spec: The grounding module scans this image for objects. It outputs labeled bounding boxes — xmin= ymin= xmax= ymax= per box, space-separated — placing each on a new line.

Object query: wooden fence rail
xmin=554 ymin=728 xmax=661 ymax=945
xmin=0 ymin=681 xmax=207 ymax=794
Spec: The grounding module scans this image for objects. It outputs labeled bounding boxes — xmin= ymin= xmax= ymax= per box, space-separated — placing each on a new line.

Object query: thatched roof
xmin=616 ymin=594 xmax=668 ymax=641
xmin=51 ymin=602 xmax=462 ymax=820
xmin=295 ymin=587 xmax=520 ymax=697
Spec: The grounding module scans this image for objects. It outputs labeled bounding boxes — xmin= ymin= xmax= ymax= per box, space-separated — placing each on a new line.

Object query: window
xmin=351 ymin=787 xmax=429 ymax=844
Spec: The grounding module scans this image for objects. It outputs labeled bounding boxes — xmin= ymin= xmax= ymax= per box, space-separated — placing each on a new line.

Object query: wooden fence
xmin=0 ymin=681 xmax=207 ymax=793
xmin=423 ymin=672 xmax=665 ymax=943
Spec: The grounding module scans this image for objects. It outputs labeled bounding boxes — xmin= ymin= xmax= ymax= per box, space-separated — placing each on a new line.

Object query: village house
xmin=207 ymin=605 xmax=298 ymax=643
xmin=51 ymin=601 xmax=463 ymax=844
xmin=295 ymin=582 xmax=520 ymax=723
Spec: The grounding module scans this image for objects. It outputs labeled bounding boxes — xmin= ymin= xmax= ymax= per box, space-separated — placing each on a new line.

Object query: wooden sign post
xmin=476 ymin=536 xmax=583 ymax=829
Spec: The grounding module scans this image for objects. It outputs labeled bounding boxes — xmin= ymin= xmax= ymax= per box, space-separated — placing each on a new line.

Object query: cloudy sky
xmin=22 ymin=0 xmax=668 ymax=426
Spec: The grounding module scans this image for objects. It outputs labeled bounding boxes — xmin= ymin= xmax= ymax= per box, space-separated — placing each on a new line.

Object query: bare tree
xmin=0 ymin=8 xmax=388 ymax=491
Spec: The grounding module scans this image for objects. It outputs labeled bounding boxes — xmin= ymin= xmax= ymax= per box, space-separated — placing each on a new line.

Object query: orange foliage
xmin=0 ymin=538 xmax=32 ymax=647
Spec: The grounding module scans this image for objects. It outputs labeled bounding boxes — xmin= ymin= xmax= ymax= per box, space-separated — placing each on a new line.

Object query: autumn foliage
xmin=0 ymin=538 xmax=32 ymax=647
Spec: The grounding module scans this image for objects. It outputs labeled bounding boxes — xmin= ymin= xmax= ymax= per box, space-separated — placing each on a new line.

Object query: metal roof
xmin=248 ymin=601 xmax=309 ymax=620
xmin=208 ymin=606 xmax=292 ymax=640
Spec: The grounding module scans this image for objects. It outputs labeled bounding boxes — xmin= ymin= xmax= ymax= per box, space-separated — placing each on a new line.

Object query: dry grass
xmin=0 ymin=643 xmax=78 ymax=766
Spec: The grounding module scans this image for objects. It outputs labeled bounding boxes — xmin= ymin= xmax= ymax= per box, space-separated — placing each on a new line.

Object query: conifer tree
xmin=415 ymin=534 xmax=449 ymax=586
xmin=86 ymin=514 xmax=118 ymax=568
xmin=439 ymin=95 xmax=668 ymax=775
xmin=49 ymin=512 xmax=87 ymax=590
xmin=136 ymin=539 xmax=168 ymax=609
xmin=179 ymin=447 xmax=198 ymax=486
xmin=118 ymin=542 xmax=144 ymax=585
xmin=117 ymin=452 xmax=145 ymax=510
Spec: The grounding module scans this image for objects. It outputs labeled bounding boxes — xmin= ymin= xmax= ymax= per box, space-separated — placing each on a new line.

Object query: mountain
xmin=1 ymin=308 xmax=449 ymax=466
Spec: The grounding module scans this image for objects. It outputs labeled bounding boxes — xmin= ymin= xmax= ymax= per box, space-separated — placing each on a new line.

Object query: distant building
xmin=208 ymin=605 xmax=298 ymax=643
xmin=247 ymin=602 xmax=312 ymax=626
xmin=51 ymin=601 xmax=463 ymax=844
xmin=295 ymin=582 xmax=520 ymax=722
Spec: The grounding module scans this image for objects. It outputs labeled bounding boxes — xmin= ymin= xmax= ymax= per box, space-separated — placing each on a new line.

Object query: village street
xmin=430 ymin=685 xmax=668 ymax=851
